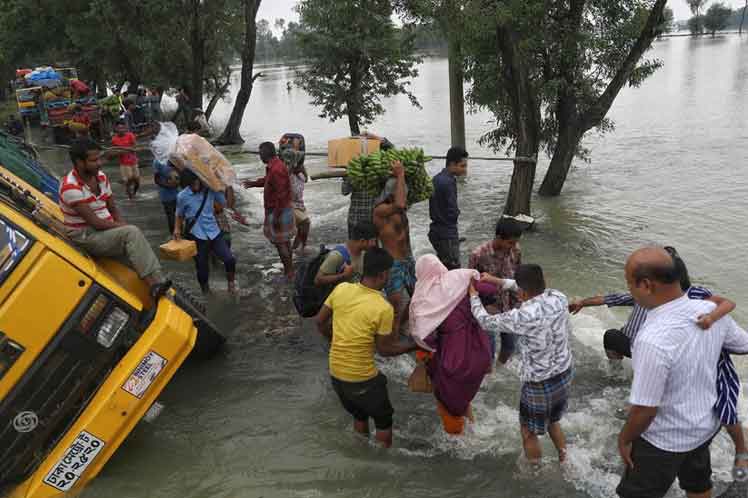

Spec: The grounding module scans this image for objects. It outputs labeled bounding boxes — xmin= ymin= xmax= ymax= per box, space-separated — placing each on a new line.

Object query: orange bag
xmin=159 ymin=239 xmax=197 ymax=262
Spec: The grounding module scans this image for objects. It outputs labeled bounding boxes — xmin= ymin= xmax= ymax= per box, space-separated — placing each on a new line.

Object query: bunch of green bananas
xmin=346 ymin=148 xmax=434 ymax=205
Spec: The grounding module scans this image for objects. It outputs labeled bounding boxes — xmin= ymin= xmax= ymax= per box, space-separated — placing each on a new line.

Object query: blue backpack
xmin=293 ymin=244 xmax=351 ymax=318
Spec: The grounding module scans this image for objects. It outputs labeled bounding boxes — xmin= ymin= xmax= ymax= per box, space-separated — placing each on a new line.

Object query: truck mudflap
xmin=6 ymin=298 xmax=195 ymax=498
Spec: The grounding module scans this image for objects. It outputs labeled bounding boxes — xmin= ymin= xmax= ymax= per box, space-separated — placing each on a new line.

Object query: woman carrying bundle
xmin=409 ymin=254 xmax=494 ymax=435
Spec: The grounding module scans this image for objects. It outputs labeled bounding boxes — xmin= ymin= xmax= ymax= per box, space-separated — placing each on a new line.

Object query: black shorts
xmin=616 ymin=437 xmax=714 ymax=498
xmin=604 ymin=329 xmax=632 ymax=358
xmin=331 ymin=373 xmax=394 ymax=430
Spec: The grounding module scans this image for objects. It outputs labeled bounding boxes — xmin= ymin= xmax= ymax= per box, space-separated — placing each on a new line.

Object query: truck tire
xmin=171 ymin=281 xmax=226 ymax=361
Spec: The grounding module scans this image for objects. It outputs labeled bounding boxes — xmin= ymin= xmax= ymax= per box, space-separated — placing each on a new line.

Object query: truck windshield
xmin=0 ymin=217 xmax=31 ymax=284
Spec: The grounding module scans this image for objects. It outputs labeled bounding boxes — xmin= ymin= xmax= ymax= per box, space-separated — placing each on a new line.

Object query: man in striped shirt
xmin=570 ymin=287 xmax=720 ymax=360
xmin=60 ymin=138 xmax=170 ymax=300
xmin=617 ymin=247 xmax=748 ymax=498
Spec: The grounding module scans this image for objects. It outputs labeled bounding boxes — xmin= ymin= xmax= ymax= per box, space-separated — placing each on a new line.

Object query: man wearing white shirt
xmin=470 ymin=265 xmax=573 ymax=464
xmin=617 ymin=247 xmax=748 ymax=498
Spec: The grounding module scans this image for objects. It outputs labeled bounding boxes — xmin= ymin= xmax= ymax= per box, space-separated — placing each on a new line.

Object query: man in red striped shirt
xmin=60 ymin=138 xmax=171 ymax=300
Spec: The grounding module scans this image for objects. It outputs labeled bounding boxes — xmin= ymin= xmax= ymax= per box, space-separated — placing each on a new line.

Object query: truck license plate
xmin=42 ymin=430 xmax=105 ymax=492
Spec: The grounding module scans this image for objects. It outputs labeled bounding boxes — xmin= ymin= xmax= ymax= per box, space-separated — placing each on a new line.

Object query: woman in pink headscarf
xmin=409 ymin=254 xmax=494 ymax=434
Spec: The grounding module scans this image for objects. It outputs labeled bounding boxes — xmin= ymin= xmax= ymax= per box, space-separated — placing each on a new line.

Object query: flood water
xmin=55 ymin=35 xmax=748 ymax=498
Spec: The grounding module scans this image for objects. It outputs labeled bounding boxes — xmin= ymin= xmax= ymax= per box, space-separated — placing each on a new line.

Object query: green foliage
xmin=296 ymin=0 xmax=421 ymax=134
xmin=255 ymin=18 xmax=304 ymax=61
xmin=0 ymin=0 xmax=242 ymax=101
xmin=687 ymin=0 xmax=706 ymax=16
xmin=704 ymin=3 xmax=732 ymax=35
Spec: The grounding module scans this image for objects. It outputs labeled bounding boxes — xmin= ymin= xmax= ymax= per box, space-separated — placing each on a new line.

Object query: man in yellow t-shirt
xmin=316 ymin=247 xmax=417 ymax=448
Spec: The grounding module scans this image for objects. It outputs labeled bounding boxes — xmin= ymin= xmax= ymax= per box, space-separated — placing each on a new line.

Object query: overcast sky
xmin=258 ymin=0 xmax=745 ymax=26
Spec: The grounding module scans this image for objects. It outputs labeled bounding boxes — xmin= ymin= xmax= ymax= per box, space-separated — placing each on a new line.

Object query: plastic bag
xmin=152 ymin=123 xmax=236 ymax=192
xmin=151 ymin=121 xmax=179 ymax=162
xmin=173 ymin=134 xmax=236 ymax=192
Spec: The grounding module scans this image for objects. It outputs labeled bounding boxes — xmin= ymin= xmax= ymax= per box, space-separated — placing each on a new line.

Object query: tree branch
xmin=581 ymin=0 xmax=667 ymax=130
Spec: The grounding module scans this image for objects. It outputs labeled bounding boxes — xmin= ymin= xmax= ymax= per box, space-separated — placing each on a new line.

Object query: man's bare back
xmin=373 ymin=162 xmax=411 ymax=261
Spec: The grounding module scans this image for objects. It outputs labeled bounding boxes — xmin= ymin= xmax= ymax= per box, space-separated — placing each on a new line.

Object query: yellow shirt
xmin=325 ymin=283 xmax=394 ymax=382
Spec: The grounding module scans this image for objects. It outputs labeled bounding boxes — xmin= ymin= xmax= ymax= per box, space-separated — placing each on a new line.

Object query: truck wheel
xmin=171 ymin=281 xmax=226 ymax=361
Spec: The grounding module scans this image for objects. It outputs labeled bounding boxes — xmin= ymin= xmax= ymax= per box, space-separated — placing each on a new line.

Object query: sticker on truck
xmin=122 ymin=350 xmax=168 ymax=399
xmin=43 ymin=430 xmax=105 ymax=492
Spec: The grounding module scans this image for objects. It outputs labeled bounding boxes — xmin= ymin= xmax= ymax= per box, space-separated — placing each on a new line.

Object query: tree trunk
xmin=538 ymin=123 xmax=583 ymax=196
xmin=347 ymin=109 xmax=361 ymax=136
xmin=447 ymin=37 xmax=466 ymax=148
xmin=205 ymin=73 xmax=232 ymax=121
xmin=190 ymin=0 xmax=205 ymax=110
xmin=495 ymin=24 xmax=541 ymax=216
xmin=740 ymin=1 xmax=747 ymax=35
xmin=95 ymin=74 xmax=107 ymax=99
xmin=216 ymin=0 xmax=262 ymax=145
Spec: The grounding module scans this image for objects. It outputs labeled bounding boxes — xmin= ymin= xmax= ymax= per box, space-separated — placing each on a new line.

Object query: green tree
xmin=216 ymin=0 xmax=263 ymax=145
xmin=278 ymin=21 xmax=303 ymax=60
xmin=457 ymin=0 xmax=668 ymax=214
xmin=0 ymin=0 xmax=241 ymax=116
xmin=704 ymin=2 xmax=732 ymax=36
xmin=741 ymin=1 xmax=748 ymax=35
xmin=659 ymin=7 xmax=675 ymax=34
xmin=538 ymin=0 xmax=668 ymax=196
xmin=686 ymin=0 xmax=706 ymax=35
xmin=256 ymin=19 xmax=280 ymax=60
xmin=688 ymin=15 xmax=705 ymax=34
xmin=296 ymin=0 xmax=420 ymax=135
xmin=688 ymin=0 xmax=706 ymax=16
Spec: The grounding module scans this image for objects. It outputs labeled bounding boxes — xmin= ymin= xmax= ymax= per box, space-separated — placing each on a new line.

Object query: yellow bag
xmin=159 ymin=239 xmax=197 ymax=262
xmin=408 ymin=363 xmax=433 ymax=393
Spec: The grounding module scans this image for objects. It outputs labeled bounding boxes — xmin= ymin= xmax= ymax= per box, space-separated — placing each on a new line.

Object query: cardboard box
xmin=159 ymin=239 xmax=197 ymax=262
xmin=327 ymin=137 xmax=381 ymax=168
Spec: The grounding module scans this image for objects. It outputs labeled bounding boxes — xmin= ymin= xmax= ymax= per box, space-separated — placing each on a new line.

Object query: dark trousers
xmin=193 ymin=233 xmax=236 ymax=290
xmin=162 ymin=200 xmax=177 ymax=235
xmin=604 ymin=329 xmax=632 ymax=358
xmin=429 ymin=235 xmax=461 ymax=270
xmin=616 ymin=436 xmax=714 ymax=498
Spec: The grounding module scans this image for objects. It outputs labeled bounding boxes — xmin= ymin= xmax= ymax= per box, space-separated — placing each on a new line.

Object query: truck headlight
xmin=96 ymin=307 xmax=130 ymax=348
xmin=78 ymin=294 xmax=131 ymax=348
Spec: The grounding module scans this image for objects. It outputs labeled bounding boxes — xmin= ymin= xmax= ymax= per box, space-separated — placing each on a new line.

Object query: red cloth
xmin=261 ymin=156 xmax=292 ymax=209
xmin=111 ymin=132 xmax=137 ymax=166
xmin=71 ymin=79 xmax=90 ymax=95
xmin=72 ymin=113 xmax=90 ymax=127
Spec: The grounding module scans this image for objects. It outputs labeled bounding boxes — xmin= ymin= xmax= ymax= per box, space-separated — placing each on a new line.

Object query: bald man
xmin=616 ymin=247 xmax=748 ymax=498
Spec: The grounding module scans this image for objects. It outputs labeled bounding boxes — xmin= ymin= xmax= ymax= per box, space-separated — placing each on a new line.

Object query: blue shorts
xmin=384 ymin=257 xmax=416 ymax=297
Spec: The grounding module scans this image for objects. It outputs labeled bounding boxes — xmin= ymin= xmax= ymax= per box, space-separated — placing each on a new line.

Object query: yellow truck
xmin=0 ymin=137 xmax=222 ymax=497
